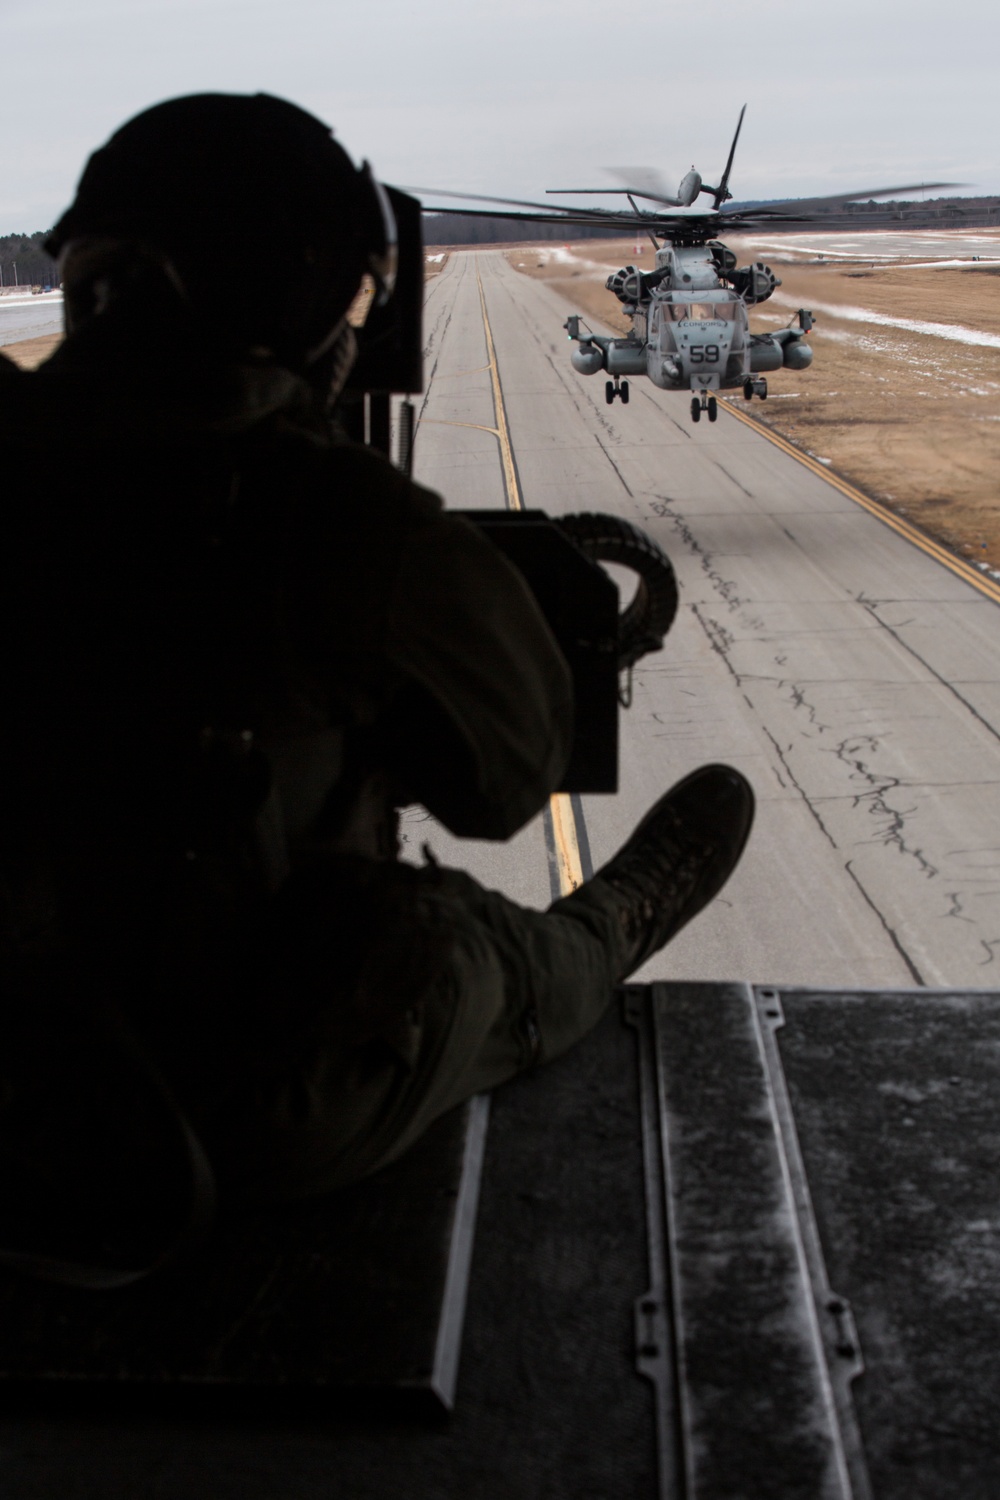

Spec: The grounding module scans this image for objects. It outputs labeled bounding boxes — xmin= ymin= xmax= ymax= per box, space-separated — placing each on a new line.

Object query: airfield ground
xmin=9 ymin=240 xmax=999 ymax=572
xmin=504 ymin=234 xmax=1000 ymax=572
xmin=3 ymin=331 xmax=60 ymax=367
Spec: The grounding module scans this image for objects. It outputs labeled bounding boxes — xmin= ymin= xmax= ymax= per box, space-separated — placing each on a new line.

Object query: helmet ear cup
xmin=361 ymin=167 xmax=398 ymax=306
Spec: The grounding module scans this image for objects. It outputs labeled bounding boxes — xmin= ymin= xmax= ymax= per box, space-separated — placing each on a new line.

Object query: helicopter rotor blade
xmin=418 ymin=203 xmax=679 ymax=231
xmin=403 ymin=185 xmax=591 ymax=215
xmin=406 ymin=183 xmax=692 ymax=221
xmin=410 ymin=170 xmax=974 ymax=241
xmin=605 ymin=166 xmax=682 ymax=207
xmin=546 ymin=188 xmax=652 ymax=196
xmin=705 ymin=103 xmax=746 ymax=209
xmin=624 ymin=195 xmax=662 ymax=248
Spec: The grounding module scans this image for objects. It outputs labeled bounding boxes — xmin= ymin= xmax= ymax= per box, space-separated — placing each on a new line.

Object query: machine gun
xmin=340 ymin=189 xmax=679 ymax=794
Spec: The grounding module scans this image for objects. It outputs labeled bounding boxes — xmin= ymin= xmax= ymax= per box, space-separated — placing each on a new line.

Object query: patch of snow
xmin=742 ymin=230 xmax=1000 ymax=261
xmin=881 ymin=259 xmax=1000 ymax=271
xmin=770 ymin=291 xmax=1000 ymax=349
xmin=0 ymin=291 xmax=62 ymax=306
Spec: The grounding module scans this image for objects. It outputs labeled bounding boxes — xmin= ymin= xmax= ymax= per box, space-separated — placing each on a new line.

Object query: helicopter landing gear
xmin=606 ymin=378 xmax=629 ymax=405
xmin=743 ymin=377 xmax=768 ymax=401
xmin=690 ymin=392 xmax=718 ymax=423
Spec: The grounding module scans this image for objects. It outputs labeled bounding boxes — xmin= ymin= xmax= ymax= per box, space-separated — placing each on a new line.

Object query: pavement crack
xmin=757 ymin=665 xmax=937 ymax=881
xmin=943 ymin=891 xmax=976 ymax=924
xmin=759 ymin=723 xmax=840 ymax=849
xmin=787 ymin=681 xmax=833 ymax=735
xmin=652 ymin=500 xmax=747 ymax=612
xmin=978 ymin=938 xmax=1000 ymax=966
xmin=859 ymin=598 xmax=1000 ymax=746
xmin=691 ymin=603 xmax=741 ymax=685
xmin=417 ymin=257 xmax=464 ymax=422
xmin=844 ymin=860 xmax=926 ymax=984
xmin=594 ymin=437 xmax=634 ymax=496
xmin=635 ymin=378 xmax=692 ymax=437
xmin=830 ymin=734 xmax=938 ymax=878
xmin=712 ymin=460 xmax=755 ymax=500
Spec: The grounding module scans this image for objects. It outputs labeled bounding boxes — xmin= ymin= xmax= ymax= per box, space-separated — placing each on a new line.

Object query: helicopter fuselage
xmin=564 ymin=237 xmax=814 ymax=420
xmin=419 ymin=103 xmax=954 ymax=423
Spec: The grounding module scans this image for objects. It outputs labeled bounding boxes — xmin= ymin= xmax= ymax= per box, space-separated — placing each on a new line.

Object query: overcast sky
xmin=2 ymin=0 xmax=996 ymax=235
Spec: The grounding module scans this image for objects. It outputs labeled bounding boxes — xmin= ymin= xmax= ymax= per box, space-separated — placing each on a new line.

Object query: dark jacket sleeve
xmin=283 ymin=442 xmax=574 ymax=840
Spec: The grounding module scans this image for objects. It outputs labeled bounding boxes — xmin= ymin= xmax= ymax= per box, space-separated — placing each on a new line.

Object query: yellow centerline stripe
xmin=720 ymin=397 xmax=1000 ymax=606
xmin=476 ymin=263 xmax=523 ymax=513
xmin=420 ymin=419 xmax=501 ymax=436
xmin=475 ymin=261 xmax=584 ymax=894
xmin=548 ymin=791 xmax=585 ymax=893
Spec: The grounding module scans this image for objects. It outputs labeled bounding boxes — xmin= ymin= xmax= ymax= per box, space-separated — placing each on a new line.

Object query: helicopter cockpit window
xmin=666 ymin=302 xmax=737 ymax=322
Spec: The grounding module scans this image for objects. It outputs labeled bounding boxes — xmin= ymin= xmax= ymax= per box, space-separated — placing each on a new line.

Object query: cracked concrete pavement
xmin=408 ymin=250 xmax=1000 ymax=990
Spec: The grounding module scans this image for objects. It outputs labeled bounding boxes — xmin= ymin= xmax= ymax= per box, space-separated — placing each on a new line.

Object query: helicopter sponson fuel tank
xmin=569 ymin=335 xmax=647 ymax=378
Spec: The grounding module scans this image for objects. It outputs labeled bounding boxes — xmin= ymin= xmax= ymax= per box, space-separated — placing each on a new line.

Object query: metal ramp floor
xmin=2 ymin=982 xmax=999 ymax=1498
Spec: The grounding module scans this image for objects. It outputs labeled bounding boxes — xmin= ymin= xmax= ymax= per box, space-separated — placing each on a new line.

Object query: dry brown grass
xmin=423 ymin=250 xmax=449 ymax=279
xmin=2 ymin=332 xmax=61 ymax=369
xmin=510 ymin=238 xmax=1000 ymax=570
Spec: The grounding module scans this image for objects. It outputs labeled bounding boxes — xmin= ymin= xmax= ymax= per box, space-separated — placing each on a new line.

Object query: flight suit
xmin=0 ymin=318 xmax=629 ymax=1203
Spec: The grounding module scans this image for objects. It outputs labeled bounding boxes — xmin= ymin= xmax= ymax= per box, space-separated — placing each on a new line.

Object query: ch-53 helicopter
xmin=413 ymin=110 xmax=958 ymax=422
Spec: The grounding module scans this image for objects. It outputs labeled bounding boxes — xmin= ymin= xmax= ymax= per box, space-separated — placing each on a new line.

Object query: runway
xmin=409 ymin=250 xmax=1000 ymax=990
xmin=0 ymin=290 xmax=62 ymax=348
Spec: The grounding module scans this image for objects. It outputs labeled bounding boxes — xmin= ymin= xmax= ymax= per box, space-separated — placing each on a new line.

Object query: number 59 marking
xmin=690 ymin=345 xmax=720 ymax=365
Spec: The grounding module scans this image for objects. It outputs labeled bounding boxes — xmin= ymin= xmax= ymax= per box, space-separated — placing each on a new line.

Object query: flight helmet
xmin=46 ymin=93 xmax=397 ymax=369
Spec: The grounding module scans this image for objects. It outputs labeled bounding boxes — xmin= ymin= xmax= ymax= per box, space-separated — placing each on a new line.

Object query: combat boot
xmin=556 ymin=764 xmax=754 ymax=979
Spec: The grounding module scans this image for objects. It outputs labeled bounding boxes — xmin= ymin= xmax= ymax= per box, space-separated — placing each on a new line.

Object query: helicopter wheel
xmin=758 ymin=379 xmax=768 ymax=400
xmin=605 ymin=381 xmax=615 ymax=405
xmin=707 ymin=396 xmax=718 ymax=423
xmin=690 ymin=397 xmax=701 ymax=423
xmin=743 ymin=379 xmax=753 ymax=401
xmin=620 ymin=381 xmax=630 ymax=405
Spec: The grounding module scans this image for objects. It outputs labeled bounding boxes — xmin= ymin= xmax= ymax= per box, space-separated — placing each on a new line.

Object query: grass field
xmin=3 ymin=332 xmax=60 ymax=368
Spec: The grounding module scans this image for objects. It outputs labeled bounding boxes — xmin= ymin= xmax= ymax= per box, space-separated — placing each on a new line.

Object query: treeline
xmin=0 ymin=231 xmax=57 ymax=289
xmin=732 ymin=193 xmax=1000 ymax=220
xmin=423 ymin=214 xmax=626 ymax=246
xmin=805 ymin=194 xmax=1000 ymax=221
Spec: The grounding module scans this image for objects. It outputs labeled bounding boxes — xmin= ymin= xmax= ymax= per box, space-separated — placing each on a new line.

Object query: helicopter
xmin=412 ymin=110 xmax=959 ymax=422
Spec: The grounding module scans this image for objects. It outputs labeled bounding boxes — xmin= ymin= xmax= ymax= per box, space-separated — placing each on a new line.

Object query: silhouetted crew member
xmin=0 ymin=95 xmax=753 ymax=1204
